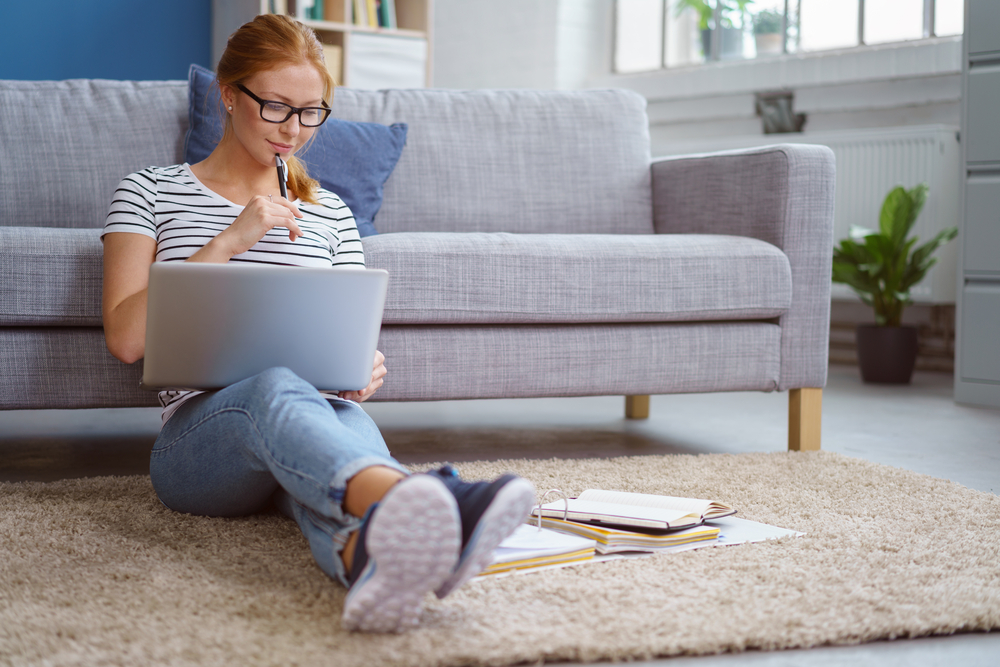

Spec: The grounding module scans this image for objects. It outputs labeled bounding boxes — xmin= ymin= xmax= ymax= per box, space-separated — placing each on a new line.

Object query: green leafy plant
xmin=674 ymin=0 xmax=755 ymax=30
xmin=752 ymin=9 xmax=783 ymax=35
xmin=832 ymin=184 xmax=958 ymax=327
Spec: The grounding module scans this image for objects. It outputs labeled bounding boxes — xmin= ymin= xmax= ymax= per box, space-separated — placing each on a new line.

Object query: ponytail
xmin=286 ymin=156 xmax=320 ymax=205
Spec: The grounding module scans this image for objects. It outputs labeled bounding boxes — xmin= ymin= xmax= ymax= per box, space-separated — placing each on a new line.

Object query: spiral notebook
xmin=479 ymin=524 xmax=596 ymax=576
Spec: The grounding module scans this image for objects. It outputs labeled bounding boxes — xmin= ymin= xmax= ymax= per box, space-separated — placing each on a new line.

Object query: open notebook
xmin=531 ymin=489 xmax=736 ymax=531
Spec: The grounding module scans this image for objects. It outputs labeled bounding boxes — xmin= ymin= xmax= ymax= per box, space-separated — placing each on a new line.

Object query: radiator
xmin=659 ymin=125 xmax=962 ymax=303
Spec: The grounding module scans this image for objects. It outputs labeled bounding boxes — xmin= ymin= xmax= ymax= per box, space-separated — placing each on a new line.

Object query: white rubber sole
xmin=435 ymin=477 xmax=536 ymax=598
xmin=342 ymin=475 xmax=461 ymax=633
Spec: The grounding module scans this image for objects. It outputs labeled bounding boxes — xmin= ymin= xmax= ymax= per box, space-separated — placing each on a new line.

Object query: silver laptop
xmin=142 ymin=263 xmax=388 ymax=392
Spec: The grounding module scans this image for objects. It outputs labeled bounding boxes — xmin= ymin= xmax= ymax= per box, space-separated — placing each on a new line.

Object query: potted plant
xmin=832 ymin=184 xmax=958 ymax=384
xmin=753 ymin=9 xmax=783 ymax=56
xmin=674 ymin=0 xmax=754 ymax=61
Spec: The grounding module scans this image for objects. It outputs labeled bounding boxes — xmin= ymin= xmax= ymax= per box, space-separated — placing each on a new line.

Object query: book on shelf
xmin=352 ymin=0 xmax=396 ymax=29
xmin=531 ymin=489 xmax=736 ymax=531
xmin=534 ymin=517 xmax=720 ymax=554
xmin=377 ymin=0 xmax=388 ymax=28
xmin=479 ymin=524 xmax=596 ymax=577
xmin=385 ymin=0 xmax=396 ymax=29
xmin=294 ymin=0 xmax=317 ymax=21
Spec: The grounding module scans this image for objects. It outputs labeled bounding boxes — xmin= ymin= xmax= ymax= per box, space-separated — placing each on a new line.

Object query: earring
xmin=228 ymin=106 xmax=233 ymax=111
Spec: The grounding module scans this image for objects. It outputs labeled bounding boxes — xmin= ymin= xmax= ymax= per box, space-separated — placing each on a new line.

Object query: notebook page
xmin=491 ymin=524 xmax=596 ymax=565
xmin=577 ymin=489 xmax=712 ymax=516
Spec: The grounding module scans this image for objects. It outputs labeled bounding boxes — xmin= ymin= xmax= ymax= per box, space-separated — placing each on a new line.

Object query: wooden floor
xmin=2 ymin=365 xmax=997 ymax=493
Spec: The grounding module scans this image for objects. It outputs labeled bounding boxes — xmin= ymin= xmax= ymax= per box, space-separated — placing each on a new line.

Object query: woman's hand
xmin=339 ymin=350 xmax=386 ymax=403
xmin=190 ymin=195 xmax=303 ymax=263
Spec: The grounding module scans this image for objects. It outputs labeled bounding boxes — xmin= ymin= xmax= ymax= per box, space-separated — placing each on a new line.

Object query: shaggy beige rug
xmin=1 ymin=452 xmax=998 ymax=666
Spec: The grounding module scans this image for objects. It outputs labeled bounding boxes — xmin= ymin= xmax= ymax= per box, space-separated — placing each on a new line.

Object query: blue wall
xmin=1 ymin=0 xmax=211 ymax=81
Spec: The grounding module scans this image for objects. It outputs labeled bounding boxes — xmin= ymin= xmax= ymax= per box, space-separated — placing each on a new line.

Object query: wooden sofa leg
xmin=625 ymin=395 xmax=650 ymax=420
xmin=788 ymin=388 xmax=822 ymax=451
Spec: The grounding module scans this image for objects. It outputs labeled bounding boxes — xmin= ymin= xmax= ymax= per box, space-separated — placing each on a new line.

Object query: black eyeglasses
xmin=237 ymin=84 xmax=331 ymax=127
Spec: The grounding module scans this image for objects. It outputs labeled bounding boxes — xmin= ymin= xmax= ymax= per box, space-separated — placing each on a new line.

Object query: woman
xmin=102 ymin=14 xmax=535 ymax=633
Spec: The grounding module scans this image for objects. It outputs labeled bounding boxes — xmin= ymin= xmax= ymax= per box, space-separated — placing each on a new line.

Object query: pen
xmin=275 ymin=154 xmax=288 ymax=200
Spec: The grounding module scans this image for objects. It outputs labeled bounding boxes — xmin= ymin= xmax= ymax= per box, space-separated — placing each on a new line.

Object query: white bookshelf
xmin=261 ymin=0 xmax=432 ymax=89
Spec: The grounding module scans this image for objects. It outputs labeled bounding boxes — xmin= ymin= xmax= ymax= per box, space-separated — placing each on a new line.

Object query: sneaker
xmin=341 ymin=474 xmax=461 ymax=633
xmin=427 ymin=465 xmax=536 ymax=598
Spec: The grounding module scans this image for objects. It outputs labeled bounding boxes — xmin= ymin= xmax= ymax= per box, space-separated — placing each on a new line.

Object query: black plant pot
xmin=855 ymin=324 xmax=919 ymax=384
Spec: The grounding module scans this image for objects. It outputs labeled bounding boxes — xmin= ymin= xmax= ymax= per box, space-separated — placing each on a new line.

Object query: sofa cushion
xmin=0 ymin=228 xmax=104 ymax=326
xmin=0 ymin=328 xmax=157 ymax=410
xmin=363 ymin=232 xmax=792 ymax=324
xmin=371 ymin=322 xmax=781 ymax=402
xmin=1 ymin=229 xmax=790 ymax=328
xmin=329 ymin=88 xmax=654 ymax=236
xmin=0 ymin=321 xmax=781 ymax=409
xmin=0 ymin=79 xmax=188 ymax=229
xmin=183 ymin=65 xmax=407 ymax=237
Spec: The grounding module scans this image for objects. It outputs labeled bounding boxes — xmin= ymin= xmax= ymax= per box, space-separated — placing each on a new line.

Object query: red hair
xmin=216 ymin=14 xmax=336 ymax=204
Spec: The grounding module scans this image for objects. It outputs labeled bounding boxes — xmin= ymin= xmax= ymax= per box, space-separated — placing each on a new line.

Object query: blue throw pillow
xmin=183 ymin=64 xmax=406 ymax=237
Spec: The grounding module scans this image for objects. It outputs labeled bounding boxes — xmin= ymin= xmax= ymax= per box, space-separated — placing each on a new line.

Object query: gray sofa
xmin=0 ymin=78 xmax=834 ymax=450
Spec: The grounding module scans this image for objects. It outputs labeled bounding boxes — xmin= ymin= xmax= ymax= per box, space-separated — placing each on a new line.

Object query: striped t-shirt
xmin=103 ymin=163 xmax=365 ymax=423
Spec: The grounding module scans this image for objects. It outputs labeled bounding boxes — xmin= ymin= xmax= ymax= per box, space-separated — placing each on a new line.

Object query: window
xmin=613 ymin=0 xmax=964 ymax=73
xmin=863 ymin=0 xmax=923 ymax=46
xmin=797 ymin=0 xmax=858 ymax=52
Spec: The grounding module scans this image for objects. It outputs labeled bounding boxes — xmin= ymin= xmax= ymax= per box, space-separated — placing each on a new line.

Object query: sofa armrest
xmin=651 ymin=144 xmax=836 ymax=391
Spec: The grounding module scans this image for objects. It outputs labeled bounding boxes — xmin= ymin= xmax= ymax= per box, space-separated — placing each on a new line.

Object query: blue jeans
xmin=149 ymin=367 xmax=408 ymax=587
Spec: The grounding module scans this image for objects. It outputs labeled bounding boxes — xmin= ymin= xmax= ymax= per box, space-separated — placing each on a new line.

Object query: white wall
xmin=431 ymin=0 xmax=611 ymax=90
xmin=553 ymin=0 xmax=614 ymax=90
xmin=432 ymin=1 xmax=962 ymax=157
xmin=212 ymin=0 xmax=260 ymax=69
xmin=432 ymin=0 xmax=561 ymax=89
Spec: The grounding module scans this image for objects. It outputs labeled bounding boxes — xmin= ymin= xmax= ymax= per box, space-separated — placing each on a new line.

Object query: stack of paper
xmin=534 ymin=517 xmax=720 ymax=554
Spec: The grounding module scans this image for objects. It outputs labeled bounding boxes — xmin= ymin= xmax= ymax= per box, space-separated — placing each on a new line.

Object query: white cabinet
xmin=963 ymin=176 xmax=1000 ymax=274
xmin=348 ymin=32 xmax=427 ymax=89
xmin=956 ymin=0 xmax=1000 ymax=407
xmin=966 ymin=67 xmax=1000 ymax=165
xmin=959 ymin=284 xmax=1000 ymax=384
xmin=968 ymin=0 xmax=1000 ymax=55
